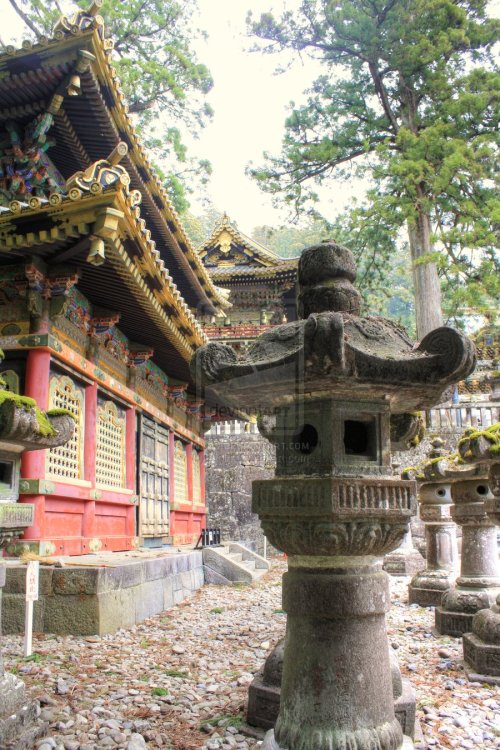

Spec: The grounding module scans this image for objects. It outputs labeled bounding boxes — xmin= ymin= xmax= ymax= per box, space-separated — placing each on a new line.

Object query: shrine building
xmin=0 ymin=4 xmax=229 ymax=555
xmin=198 ymin=214 xmax=298 ymax=355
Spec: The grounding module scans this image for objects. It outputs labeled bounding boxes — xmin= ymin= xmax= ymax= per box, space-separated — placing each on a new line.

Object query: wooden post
xmin=24 ymin=561 xmax=39 ymax=657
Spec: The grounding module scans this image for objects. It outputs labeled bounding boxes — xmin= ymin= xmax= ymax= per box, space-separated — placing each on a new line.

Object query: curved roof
xmin=0 ymin=5 xmax=228 ymax=315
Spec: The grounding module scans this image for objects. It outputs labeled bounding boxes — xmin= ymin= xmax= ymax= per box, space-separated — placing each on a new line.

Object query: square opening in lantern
xmin=343 ymin=419 xmax=377 ymax=461
xmin=0 ymin=459 xmax=14 ymax=490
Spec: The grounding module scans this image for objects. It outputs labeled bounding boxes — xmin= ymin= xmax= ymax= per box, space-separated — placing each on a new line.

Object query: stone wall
xmin=205 ymin=429 xmax=276 ymax=555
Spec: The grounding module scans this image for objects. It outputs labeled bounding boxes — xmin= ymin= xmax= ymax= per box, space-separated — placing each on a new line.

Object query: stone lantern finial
xmin=297 ymin=239 xmax=361 ymax=317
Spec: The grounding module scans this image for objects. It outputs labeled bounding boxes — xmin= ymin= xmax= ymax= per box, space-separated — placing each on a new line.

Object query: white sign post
xmin=24 ymin=560 xmax=39 ymax=657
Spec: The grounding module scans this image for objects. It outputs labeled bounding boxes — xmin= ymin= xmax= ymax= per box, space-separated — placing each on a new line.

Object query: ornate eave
xmin=0 ymin=12 xmax=228 ymax=316
xmin=0 ymin=170 xmax=208 ymax=365
xmin=208 ymin=260 xmax=298 ymax=284
xmin=198 ymin=213 xmax=295 ymax=272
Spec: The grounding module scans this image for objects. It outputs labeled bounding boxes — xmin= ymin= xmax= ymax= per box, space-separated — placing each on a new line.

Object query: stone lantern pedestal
xmin=192 ymin=240 xmax=475 ymax=750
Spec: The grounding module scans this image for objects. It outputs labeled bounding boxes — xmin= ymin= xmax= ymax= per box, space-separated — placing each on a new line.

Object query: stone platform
xmin=2 ymin=547 xmax=204 ymax=636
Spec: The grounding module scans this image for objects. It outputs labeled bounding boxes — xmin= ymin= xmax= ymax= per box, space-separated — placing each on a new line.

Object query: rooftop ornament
xmin=192 ymin=239 xmax=475 ymax=750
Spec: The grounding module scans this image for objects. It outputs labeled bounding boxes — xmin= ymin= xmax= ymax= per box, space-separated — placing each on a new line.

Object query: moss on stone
xmin=0 ymin=390 xmax=56 ymax=437
xmin=46 ymin=407 xmax=74 ymax=418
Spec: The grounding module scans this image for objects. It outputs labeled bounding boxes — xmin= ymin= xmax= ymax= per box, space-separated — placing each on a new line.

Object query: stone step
xmin=203 ymin=542 xmax=271 ymax=585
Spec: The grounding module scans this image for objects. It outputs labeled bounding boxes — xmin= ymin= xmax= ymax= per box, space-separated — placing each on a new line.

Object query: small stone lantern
xmin=192 ymin=240 xmax=475 ymax=750
xmin=406 ymin=438 xmax=459 ymax=606
xmin=432 ymin=454 xmax=500 ymax=637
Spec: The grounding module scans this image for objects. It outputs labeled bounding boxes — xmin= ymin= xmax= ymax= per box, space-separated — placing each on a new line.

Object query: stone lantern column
xmin=407 ymin=439 xmax=459 ymax=606
xmin=191 ymin=240 xmax=475 ymax=750
xmin=435 ymin=469 xmax=500 ymax=636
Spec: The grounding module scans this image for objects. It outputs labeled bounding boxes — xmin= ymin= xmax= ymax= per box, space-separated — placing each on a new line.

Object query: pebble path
xmin=3 ymin=560 xmax=499 ymax=750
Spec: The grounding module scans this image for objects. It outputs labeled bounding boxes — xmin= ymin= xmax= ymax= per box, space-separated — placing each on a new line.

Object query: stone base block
xmin=2 ymin=551 xmax=204 ymax=635
xmin=0 ymin=673 xmax=47 ymax=750
xmin=408 ymin=585 xmax=447 ymax=608
xmin=463 ymin=632 xmax=500 ymax=684
xmin=247 ymin=671 xmax=416 ymax=739
xmin=247 ymin=669 xmax=280 ymax=731
xmin=435 ymin=607 xmax=474 ymax=637
xmin=384 ymin=550 xmax=425 ymax=577
xmin=394 ymin=679 xmax=416 ymax=739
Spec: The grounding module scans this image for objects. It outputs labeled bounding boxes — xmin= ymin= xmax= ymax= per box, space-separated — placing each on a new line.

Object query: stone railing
xmin=427 ymin=403 xmax=498 ymax=433
xmin=206 ymin=419 xmax=259 ymax=437
xmin=203 ymin=324 xmax=274 ymax=339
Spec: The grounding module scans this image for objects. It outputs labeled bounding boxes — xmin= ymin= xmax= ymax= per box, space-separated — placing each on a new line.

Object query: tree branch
xmin=369 ymin=62 xmax=399 ymax=133
xmin=8 ymin=0 xmax=43 ymax=38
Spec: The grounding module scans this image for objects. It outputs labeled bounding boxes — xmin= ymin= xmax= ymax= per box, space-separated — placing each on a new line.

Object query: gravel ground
xmin=3 ymin=559 xmax=499 ymax=750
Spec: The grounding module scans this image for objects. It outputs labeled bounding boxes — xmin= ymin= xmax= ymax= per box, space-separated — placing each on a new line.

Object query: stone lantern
xmin=0 ymin=378 xmax=74 ymax=749
xmin=431 ymin=451 xmax=500 ymax=637
xmin=457 ymin=426 xmax=500 ymax=683
xmin=406 ymin=438 xmax=459 ymax=606
xmin=191 ymin=240 xmax=475 ymax=750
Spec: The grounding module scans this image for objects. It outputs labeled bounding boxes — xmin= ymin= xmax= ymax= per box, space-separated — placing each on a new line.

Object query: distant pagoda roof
xmin=0 ymin=2 xmax=228 ymax=317
xmin=198 ymin=213 xmax=299 ymax=283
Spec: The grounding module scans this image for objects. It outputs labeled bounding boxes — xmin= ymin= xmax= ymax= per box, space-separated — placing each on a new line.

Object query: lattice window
xmin=47 ymin=375 xmax=84 ymax=480
xmin=192 ymin=450 xmax=201 ymax=504
xmin=95 ymin=400 xmax=126 ymax=488
xmin=174 ymin=440 xmax=187 ymax=504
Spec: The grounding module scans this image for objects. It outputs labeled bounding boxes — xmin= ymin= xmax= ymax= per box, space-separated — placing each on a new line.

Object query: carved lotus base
xmin=253 ymin=476 xmax=415 ymax=557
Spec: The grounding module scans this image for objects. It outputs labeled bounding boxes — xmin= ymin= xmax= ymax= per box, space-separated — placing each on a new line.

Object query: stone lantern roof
xmin=192 ymin=240 xmax=476 ymax=414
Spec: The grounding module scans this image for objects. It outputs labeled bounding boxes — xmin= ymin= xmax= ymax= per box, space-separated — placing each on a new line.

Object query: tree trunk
xmin=407 ymin=197 xmax=443 ymax=339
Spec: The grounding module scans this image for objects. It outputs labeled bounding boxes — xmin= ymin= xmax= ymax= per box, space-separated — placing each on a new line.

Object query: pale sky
xmin=2 ymin=0 xmax=364 ymax=232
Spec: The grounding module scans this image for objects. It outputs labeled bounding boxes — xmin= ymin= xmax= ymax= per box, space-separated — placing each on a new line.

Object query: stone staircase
xmin=203 ymin=542 xmax=270 ymax=584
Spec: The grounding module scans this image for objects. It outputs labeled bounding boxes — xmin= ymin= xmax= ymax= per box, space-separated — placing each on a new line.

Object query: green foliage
xmin=210 ymin=607 xmax=224 ymax=614
xmin=151 ymin=687 xmax=169 ymax=696
xmin=9 ymin=0 xmax=214 ymax=213
xmin=248 ymin=0 xmax=499 ymax=328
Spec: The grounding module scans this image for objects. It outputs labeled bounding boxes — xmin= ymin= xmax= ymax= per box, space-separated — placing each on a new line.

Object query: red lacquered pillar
xmin=21 ymin=350 xmax=51 ymax=539
xmin=21 ymin=349 xmax=50 ymax=478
